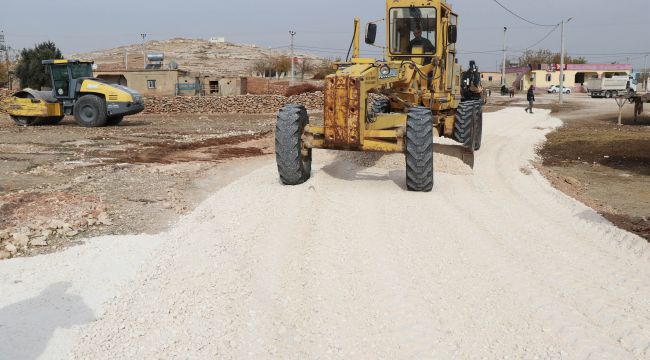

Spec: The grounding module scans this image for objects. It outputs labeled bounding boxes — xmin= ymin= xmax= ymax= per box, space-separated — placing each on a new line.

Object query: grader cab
xmin=275 ymin=0 xmax=484 ymax=192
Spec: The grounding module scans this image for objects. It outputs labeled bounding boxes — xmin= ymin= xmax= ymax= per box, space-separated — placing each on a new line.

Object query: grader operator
xmin=275 ymin=1 xmax=484 ymax=192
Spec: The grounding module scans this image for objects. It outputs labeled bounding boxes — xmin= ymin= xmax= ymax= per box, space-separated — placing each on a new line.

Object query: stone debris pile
xmin=144 ymin=92 xmax=324 ymax=114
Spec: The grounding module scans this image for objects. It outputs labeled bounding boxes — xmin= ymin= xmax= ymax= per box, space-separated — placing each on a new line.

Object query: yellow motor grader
xmin=275 ymin=0 xmax=483 ymax=192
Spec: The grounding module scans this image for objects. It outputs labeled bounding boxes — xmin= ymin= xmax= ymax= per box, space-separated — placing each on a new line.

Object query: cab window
xmin=390 ymin=7 xmax=437 ymax=54
xmin=50 ymin=64 xmax=69 ymax=97
xmin=70 ymin=63 xmax=93 ymax=79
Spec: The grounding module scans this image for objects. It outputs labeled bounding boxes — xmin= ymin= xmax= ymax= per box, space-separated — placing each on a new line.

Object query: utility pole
xmin=0 ymin=31 xmax=9 ymax=89
xmin=641 ymin=53 xmax=648 ymax=91
xmin=141 ymin=33 xmax=148 ymax=70
xmin=559 ymin=18 xmax=573 ymax=104
xmin=289 ymin=31 xmax=296 ymax=85
xmin=501 ymin=27 xmax=507 ymax=87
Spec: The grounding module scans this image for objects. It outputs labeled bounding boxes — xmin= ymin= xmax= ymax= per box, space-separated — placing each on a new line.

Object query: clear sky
xmin=1 ymin=0 xmax=649 ymax=71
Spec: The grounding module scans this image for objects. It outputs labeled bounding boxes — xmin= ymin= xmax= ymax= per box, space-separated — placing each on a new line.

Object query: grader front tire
xmin=275 ymin=104 xmax=312 ymax=186
xmin=405 ymin=107 xmax=434 ymax=192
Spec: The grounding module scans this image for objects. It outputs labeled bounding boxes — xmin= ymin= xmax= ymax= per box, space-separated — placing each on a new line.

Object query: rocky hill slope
xmin=69 ymin=38 xmax=325 ymax=77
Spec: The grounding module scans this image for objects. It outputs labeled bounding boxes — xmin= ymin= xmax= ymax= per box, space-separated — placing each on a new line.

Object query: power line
xmin=492 ymin=0 xmax=557 ymax=27
xmin=523 ymin=24 xmax=560 ymax=50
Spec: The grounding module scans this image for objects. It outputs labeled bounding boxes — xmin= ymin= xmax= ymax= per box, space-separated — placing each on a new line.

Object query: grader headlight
xmin=380 ymin=65 xmax=391 ymax=77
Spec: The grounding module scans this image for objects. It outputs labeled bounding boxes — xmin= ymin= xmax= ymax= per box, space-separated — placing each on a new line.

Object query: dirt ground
xmin=0 ymin=112 xmax=279 ymax=258
xmin=486 ymin=92 xmax=650 ymax=241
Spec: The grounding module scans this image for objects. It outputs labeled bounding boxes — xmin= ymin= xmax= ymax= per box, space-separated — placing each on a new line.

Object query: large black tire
xmin=106 ymin=116 xmax=124 ymax=126
xmin=453 ymin=100 xmax=481 ymax=149
xmin=367 ymin=96 xmax=390 ymax=122
xmin=74 ymin=95 xmax=107 ymax=127
xmin=473 ymin=105 xmax=483 ymax=152
xmin=275 ymin=104 xmax=311 ymax=185
xmin=405 ymin=107 xmax=434 ymax=192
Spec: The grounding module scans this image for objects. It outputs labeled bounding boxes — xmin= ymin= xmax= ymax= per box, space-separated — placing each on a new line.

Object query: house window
xmin=488 ymin=76 xmax=493 ymax=82
xmin=546 ymin=74 xmax=552 ymax=82
xmin=147 ymin=80 xmax=156 ymax=89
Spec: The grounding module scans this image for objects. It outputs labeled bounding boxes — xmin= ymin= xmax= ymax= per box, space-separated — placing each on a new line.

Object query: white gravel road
xmin=2 ymin=108 xmax=650 ymax=360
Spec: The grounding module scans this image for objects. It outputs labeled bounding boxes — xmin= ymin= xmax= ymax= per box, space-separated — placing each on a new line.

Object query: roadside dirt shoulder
xmin=534 ymin=94 xmax=650 ymax=240
xmin=0 ymin=112 xmax=277 ymax=260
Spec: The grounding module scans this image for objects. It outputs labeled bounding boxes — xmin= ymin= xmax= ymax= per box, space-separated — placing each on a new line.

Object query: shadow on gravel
xmin=320 ymin=152 xmax=408 ymax=190
xmin=0 ymin=282 xmax=94 ymax=360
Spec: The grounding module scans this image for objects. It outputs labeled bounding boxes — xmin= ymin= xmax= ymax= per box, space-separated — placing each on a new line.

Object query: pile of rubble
xmin=0 ymin=192 xmax=112 ymax=260
xmin=144 ymin=92 xmax=324 ymax=114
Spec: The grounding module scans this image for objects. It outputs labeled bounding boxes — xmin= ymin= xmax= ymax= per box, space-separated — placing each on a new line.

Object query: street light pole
xmin=289 ymin=31 xmax=296 ymax=85
xmin=559 ymin=17 xmax=573 ymax=104
xmin=501 ymin=27 xmax=507 ymax=87
xmin=140 ymin=33 xmax=148 ymax=70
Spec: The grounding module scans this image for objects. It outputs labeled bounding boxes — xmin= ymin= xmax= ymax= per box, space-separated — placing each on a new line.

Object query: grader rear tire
xmin=454 ymin=100 xmax=483 ymax=151
xmin=405 ymin=107 xmax=434 ymax=192
xmin=275 ymin=104 xmax=312 ymax=185
xmin=367 ymin=96 xmax=391 ymax=122
xmin=473 ymin=105 xmax=483 ymax=152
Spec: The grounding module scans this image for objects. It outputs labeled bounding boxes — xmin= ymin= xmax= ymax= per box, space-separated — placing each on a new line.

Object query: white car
xmin=548 ymin=85 xmax=571 ymax=94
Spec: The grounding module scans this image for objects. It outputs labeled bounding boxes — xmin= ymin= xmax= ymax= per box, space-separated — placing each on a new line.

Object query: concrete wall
xmin=481 ymin=72 xmax=503 ymax=89
xmin=95 ymin=70 xmax=183 ymax=97
xmin=245 ymin=78 xmax=291 ymax=95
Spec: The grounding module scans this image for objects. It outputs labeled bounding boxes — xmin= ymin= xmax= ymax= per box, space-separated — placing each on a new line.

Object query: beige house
xmin=480 ymin=72 xmax=503 ymax=89
xmin=93 ymin=69 xmax=245 ymax=97
xmin=504 ymin=64 xmax=632 ymax=92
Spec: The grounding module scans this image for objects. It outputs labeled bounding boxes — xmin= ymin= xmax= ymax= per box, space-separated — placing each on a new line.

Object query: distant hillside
xmin=69 ymin=38 xmax=326 ymax=78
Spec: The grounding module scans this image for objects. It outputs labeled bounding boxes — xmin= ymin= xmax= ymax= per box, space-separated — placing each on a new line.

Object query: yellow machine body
xmin=305 ymin=0 xmax=463 ymax=153
xmin=3 ymin=59 xmax=144 ymax=127
xmin=2 ymin=96 xmax=63 ymax=118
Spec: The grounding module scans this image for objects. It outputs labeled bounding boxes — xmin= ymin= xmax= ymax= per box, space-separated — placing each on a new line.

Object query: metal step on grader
xmin=275 ymin=0 xmax=484 ymax=192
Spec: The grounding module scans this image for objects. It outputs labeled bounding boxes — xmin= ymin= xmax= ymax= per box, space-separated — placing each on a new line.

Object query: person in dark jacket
xmin=525 ymin=86 xmax=535 ymax=113
xmin=408 ymin=27 xmax=435 ymax=54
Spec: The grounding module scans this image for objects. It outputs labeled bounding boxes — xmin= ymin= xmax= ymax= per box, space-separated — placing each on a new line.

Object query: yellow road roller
xmin=2 ymin=59 xmax=144 ymax=127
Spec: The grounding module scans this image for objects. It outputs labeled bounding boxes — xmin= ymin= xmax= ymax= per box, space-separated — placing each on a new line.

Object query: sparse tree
xmin=0 ymin=61 xmax=8 ymax=83
xmin=300 ymin=59 xmax=314 ymax=81
xmin=516 ymin=49 xmax=587 ymax=66
xmin=15 ymin=41 xmax=63 ymax=89
xmin=271 ymin=55 xmax=291 ymax=75
xmin=312 ymin=59 xmax=337 ymax=80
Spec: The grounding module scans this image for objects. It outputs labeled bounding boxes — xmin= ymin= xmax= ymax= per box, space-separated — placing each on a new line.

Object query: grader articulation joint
xmin=275 ymin=0 xmax=484 ymax=192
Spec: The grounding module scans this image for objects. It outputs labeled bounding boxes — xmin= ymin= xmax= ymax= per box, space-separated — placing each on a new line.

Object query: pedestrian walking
xmin=525 ymin=86 xmax=535 ymax=114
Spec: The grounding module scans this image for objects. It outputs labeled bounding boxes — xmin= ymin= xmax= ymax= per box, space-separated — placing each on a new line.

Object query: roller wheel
xmin=106 ymin=116 xmax=124 ymax=126
xmin=74 ymin=95 xmax=107 ymax=127
xmin=10 ymin=116 xmax=38 ymax=126
xmin=275 ymin=104 xmax=311 ymax=185
xmin=405 ymin=106 xmax=434 ymax=192
xmin=45 ymin=116 xmax=65 ymax=125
